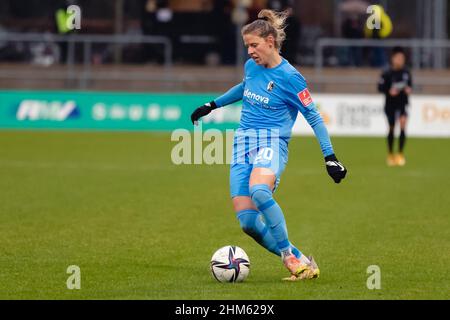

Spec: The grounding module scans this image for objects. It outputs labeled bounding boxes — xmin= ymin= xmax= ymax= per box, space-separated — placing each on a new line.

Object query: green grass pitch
xmin=0 ymin=131 xmax=449 ymax=299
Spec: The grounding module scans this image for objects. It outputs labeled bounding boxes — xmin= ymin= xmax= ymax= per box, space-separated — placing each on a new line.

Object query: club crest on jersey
xmin=297 ymin=88 xmax=313 ymax=107
xmin=267 ymin=81 xmax=274 ymax=91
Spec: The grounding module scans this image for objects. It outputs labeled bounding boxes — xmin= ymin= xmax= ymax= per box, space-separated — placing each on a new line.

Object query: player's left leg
xmin=230 ymin=132 xmax=301 ymax=258
xmin=233 ymin=196 xmax=278 ymax=255
xmin=249 ymin=167 xmax=316 ymax=278
xmin=397 ymin=112 xmax=408 ymax=166
xmin=385 ymin=106 xmax=396 ymax=166
xmin=233 ymin=196 xmax=301 ymax=258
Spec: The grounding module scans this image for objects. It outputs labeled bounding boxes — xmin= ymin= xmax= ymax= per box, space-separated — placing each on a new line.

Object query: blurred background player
xmin=191 ymin=9 xmax=347 ymax=281
xmin=378 ymin=46 xmax=412 ymax=166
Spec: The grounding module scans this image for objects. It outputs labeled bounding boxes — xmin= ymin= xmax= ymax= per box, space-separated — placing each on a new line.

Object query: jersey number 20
xmin=254 ymin=147 xmax=274 ymax=164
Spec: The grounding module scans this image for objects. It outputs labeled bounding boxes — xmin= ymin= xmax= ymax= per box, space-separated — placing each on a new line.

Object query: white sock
xmin=299 ymin=254 xmax=311 ymax=265
xmin=280 ymin=248 xmax=292 ymax=259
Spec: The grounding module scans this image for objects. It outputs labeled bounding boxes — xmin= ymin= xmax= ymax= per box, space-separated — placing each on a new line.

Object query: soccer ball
xmin=210 ymin=245 xmax=250 ymax=283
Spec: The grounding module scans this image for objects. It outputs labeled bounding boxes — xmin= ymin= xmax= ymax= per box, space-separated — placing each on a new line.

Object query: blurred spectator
xmin=211 ymin=0 xmax=236 ymax=64
xmin=54 ymin=0 xmax=79 ymax=64
xmin=267 ymin=1 xmax=301 ymax=64
xmin=244 ymin=0 xmax=301 ymax=64
xmin=247 ymin=0 xmax=265 ymax=22
xmin=140 ymin=0 xmax=173 ymax=63
xmin=340 ymin=14 xmax=363 ymax=66
xmin=364 ymin=4 xmax=393 ymax=67
xmin=0 ymin=25 xmax=23 ymax=62
xmin=338 ymin=0 xmax=367 ymax=66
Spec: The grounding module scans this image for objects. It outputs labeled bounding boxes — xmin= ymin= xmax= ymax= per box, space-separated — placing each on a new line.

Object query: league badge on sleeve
xmin=297 ymin=88 xmax=313 ymax=107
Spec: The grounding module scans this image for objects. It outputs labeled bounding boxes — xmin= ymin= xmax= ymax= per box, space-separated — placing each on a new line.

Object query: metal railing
xmin=315 ymin=38 xmax=450 ymax=71
xmin=0 ymin=32 xmax=173 ymax=89
xmin=1 ymin=33 xmax=450 ymax=92
xmin=313 ymin=38 xmax=450 ymax=91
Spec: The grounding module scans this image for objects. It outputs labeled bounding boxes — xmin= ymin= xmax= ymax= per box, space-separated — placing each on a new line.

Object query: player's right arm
xmin=214 ymin=82 xmax=245 ymax=107
xmin=190 ymin=82 xmax=244 ymax=125
xmin=190 ymin=60 xmax=251 ymax=125
xmin=377 ymin=70 xmax=391 ymax=94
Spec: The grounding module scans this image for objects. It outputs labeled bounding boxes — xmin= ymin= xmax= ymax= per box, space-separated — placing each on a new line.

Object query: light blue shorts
xmin=230 ymin=133 xmax=288 ymax=198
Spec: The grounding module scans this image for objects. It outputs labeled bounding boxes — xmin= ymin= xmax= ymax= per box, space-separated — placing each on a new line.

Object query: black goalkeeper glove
xmin=325 ymin=154 xmax=347 ymax=184
xmin=190 ymin=101 xmax=217 ymax=125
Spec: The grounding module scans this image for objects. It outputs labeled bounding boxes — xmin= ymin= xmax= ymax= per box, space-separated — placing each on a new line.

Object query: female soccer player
xmin=378 ymin=47 xmax=412 ymax=166
xmin=191 ymin=9 xmax=347 ymax=280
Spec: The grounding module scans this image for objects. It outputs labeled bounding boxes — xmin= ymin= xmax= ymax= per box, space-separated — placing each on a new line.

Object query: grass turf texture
xmin=0 ymin=131 xmax=449 ymax=299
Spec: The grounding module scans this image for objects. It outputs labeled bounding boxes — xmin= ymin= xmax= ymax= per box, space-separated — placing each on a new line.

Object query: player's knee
xmin=250 ymin=184 xmax=273 ymax=210
xmin=232 ymin=196 xmax=256 ymax=212
xmin=388 ymin=128 xmax=394 ymax=138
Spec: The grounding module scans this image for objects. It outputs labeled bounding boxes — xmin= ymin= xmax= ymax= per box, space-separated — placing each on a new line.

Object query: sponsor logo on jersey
xmin=244 ymin=89 xmax=270 ymax=104
xmin=267 ymin=81 xmax=274 ymax=91
xmin=297 ymin=88 xmax=313 ymax=107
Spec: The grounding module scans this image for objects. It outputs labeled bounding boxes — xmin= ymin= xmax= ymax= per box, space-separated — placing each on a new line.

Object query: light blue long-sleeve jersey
xmin=214 ymin=58 xmax=334 ymax=157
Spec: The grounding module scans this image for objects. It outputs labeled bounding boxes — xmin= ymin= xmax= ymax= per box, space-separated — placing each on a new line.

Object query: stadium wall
xmin=0 ymin=91 xmax=449 ymax=137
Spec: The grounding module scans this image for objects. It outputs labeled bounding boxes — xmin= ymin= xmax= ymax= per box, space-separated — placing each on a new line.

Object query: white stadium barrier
xmin=292 ymin=94 xmax=450 ymax=137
